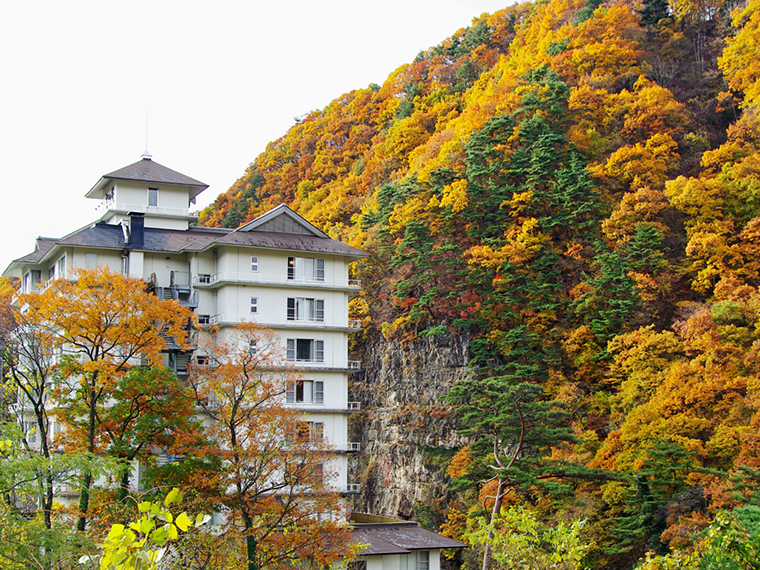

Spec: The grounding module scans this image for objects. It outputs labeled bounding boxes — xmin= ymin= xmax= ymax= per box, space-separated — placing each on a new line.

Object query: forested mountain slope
xmin=201 ymin=0 xmax=760 ymax=565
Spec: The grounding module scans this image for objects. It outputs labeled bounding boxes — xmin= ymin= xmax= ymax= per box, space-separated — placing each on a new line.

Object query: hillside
xmin=200 ymin=0 xmax=760 ymax=566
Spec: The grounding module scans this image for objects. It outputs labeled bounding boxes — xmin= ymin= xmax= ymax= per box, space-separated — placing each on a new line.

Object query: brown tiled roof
xmin=104 ymin=158 xmax=208 ymax=190
xmin=351 ymin=523 xmax=465 ymax=556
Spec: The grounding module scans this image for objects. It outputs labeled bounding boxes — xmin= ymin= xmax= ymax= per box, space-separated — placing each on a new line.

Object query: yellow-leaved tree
xmin=18 ymin=267 xmax=195 ymax=532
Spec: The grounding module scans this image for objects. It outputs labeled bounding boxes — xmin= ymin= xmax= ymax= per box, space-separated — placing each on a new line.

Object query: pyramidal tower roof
xmin=86 ymin=156 xmax=208 ymax=200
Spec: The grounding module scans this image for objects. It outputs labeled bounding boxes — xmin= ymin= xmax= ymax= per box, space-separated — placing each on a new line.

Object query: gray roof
xmin=86 ymin=157 xmax=208 ymax=200
xmin=351 ymin=523 xmax=465 ymax=556
xmin=12 ymin=238 xmax=58 ymax=265
xmin=4 ymin=220 xmax=367 ymax=276
xmin=105 ymin=158 xmax=208 ymax=189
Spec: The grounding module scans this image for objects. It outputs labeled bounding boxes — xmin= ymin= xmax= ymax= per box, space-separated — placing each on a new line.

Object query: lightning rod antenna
xmin=142 ymin=111 xmax=152 ymax=159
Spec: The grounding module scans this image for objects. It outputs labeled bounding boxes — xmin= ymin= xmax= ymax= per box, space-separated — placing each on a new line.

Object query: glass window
xmin=287 ymin=298 xmax=325 ymax=322
xmin=286 ymin=380 xmax=324 ymax=404
xmin=286 ymin=339 xmax=324 ymax=362
xmin=294 ymin=421 xmax=323 ymax=443
xmin=251 ymin=256 xmax=258 ymax=272
xmin=250 ymin=297 xmax=258 ymax=313
xmin=55 ymin=255 xmax=66 ymax=278
xmin=287 ymin=257 xmax=326 ymax=282
xmin=148 ymin=187 xmax=158 ymax=207
xmin=418 ymin=551 xmax=429 ymax=570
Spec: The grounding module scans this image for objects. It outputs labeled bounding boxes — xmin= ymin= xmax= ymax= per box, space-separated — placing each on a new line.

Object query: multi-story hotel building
xmin=3 ymin=154 xmax=366 ymax=494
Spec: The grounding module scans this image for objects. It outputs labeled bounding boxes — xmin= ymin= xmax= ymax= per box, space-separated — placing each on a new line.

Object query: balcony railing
xmin=347 ymin=401 xmax=361 ymax=411
xmin=347 ymin=361 xmax=361 ymax=371
xmin=209 ymin=314 xmax=361 ymax=331
xmin=193 ymin=272 xmax=361 ymax=290
xmin=346 ymin=442 xmax=361 ymax=452
xmin=345 ymin=483 xmax=361 ymax=494
xmin=104 ymin=202 xmax=194 ymax=218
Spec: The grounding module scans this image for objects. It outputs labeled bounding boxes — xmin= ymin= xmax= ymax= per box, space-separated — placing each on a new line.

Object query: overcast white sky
xmin=0 ymin=0 xmax=510 ymax=268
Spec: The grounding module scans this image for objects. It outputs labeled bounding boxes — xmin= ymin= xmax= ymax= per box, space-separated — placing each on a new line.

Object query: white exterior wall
xmin=189 ymin=245 xmax=357 ymax=492
xmin=9 ymin=192 xmax=360 ymax=496
xmin=352 ymin=551 xmax=440 ymax=570
xmin=101 ymin=182 xmax=192 ymax=230
xmin=113 ymin=182 xmax=190 ymax=213
xmin=70 ymin=249 xmax=123 ymax=272
xmin=142 ymin=253 xmax=190 ymax=287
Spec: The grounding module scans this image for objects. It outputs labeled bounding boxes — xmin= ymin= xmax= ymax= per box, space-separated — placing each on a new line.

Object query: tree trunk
xmin=246 ymin=534 xmax=258 ymax=570
xmin=77 ymin=381 xmax=98 ymax=532
xmin=481 ymin=478 xmax=506 ymax=570
xmin=117 ymin=468 xmax=131 ymax=503
xmin=76 ymin=472 xmax=92 ymax=532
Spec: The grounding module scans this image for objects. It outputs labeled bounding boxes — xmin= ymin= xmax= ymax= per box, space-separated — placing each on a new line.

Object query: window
xmin=148 ymin=187 xmax=158 ymax=207
xmin=197 ymin=315 xmax=210 ymax=325
xmin=287 ymin=298 xmax=324 ymax=322
xmin=250 ymin=297 xmax=258 ymax=314
xmin=54 ymin=255 xmax=66 ymax=278
xmin=287 ymin=257 xmax=325 ymax=282
xmin=286 ymin=339 xmax=324 ymax=363
xmin=251 ymin=256 xmax=258 ymax=272
xmin=23 ymin=421 xmax=38 ymax=444
xmin=418 ymin=551 xmax=429 ymax=570
xmin=249 ymin=340 xmax=257 ymax=355
xmin=295 ymin=421 xmax=324 ymax=443
xmin=198 ymin=273 xmax=211 ymax=284
xmin=286 ymin=380 xmax=324 ymax=404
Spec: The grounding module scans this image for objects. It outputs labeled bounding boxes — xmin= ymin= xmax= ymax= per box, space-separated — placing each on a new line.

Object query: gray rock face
xmin=349 ymin=332 xmax=471 ymax=521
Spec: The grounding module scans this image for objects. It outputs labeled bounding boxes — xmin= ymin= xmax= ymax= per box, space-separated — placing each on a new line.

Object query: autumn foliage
xmin=197 ymin=0 xmax=760 ymax=565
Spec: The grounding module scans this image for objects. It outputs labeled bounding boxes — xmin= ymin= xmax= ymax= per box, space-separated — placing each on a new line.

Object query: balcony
xmin=346 ymin=442 xmax=361 ymax=452
xmin=347 ymin=401 xmax=361 ymax=412
xmin=102 ymin=202 xmax=196 ymax=219
xmin=192 ymin=271 xmax=361 ymax=292
xmin=208 ymin=314 xmax=362 ymax=332
xmin=344 ymin=483 xmax=361 ymax=494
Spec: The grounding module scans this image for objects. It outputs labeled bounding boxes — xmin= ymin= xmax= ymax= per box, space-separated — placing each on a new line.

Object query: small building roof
xmin=351 ymin=522 xmax=465 ymax=556
xmin=86 ymin=157 xmax=209 ymax=200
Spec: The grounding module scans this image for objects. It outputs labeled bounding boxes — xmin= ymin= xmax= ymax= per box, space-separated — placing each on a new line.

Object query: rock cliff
xmin=349 ymin=332 xmax=471 ymax=523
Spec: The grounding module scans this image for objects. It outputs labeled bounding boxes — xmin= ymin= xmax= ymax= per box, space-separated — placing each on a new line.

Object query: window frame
xmin=287 ymin=297 xmax=325 ymax=322
xmin=148 ymin=187 xmax=159 ymax=207
xmin=286 ymin=339 xmax=324 ymax=363
xmin=287 ymin=256 xmax=326 ymax=282
xmin=286 ymin=380 xmax=324 ymax=404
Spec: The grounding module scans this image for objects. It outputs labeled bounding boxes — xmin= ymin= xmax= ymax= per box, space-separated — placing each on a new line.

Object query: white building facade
xmin=4 ymin=155 xmax=367 ymax=494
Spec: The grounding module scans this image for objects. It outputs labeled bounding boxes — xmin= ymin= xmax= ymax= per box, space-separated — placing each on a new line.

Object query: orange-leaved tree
xmin=188 ymin=322 xmax=352 ymax=570
xmin=19 ymin=267 xmax=195 ymax=532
